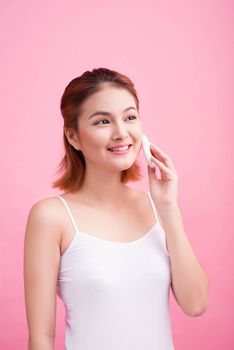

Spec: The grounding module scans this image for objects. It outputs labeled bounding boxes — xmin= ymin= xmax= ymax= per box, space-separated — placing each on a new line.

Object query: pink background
xmin=0 ymin=0 xmax=233 ymax=349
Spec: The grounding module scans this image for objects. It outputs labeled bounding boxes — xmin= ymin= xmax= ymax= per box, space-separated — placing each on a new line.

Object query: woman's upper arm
xmin=23 ymin=198 xmax=61 ymax=341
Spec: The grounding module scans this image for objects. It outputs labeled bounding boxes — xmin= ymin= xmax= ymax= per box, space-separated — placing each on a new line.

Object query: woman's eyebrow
xmin=88 ymin=106 xmax=137 ymax=119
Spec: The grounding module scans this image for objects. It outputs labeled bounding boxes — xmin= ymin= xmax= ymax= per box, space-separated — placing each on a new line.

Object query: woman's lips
xmin=107 ymin=145 xmax=132 ymax=154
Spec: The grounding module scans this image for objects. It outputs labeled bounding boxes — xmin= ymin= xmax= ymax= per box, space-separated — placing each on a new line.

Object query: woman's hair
xmin=52 ymin=67 xmax=143 ymax=193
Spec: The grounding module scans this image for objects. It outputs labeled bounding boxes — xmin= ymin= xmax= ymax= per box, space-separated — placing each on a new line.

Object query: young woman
xmin=24 ymin=67 xmax=209 ymax=350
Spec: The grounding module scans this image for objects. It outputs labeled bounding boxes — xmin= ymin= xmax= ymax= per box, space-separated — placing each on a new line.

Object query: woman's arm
xmin=157 ymin=202 xmax=209 ymax=317
xmin=24 ymin=199 xmax=61 ymax=350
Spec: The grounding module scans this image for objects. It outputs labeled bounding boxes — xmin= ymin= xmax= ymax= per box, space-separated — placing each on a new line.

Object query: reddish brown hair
xmin=52 ymin=67 xmax=143 ymax=193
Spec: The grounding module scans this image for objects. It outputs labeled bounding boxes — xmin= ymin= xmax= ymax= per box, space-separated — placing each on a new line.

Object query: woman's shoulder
xmin=127 ymin=187 xmax=149 ymax=201
xmin=24 ymin=197 xmax=62 ymax=276
xmin=124 ymin=188 xmax=151 ymax=213
xmin=29 ymin=194 xmax=63 ymax=212
xmin=26 ymin=195 xmax=65 ymax=232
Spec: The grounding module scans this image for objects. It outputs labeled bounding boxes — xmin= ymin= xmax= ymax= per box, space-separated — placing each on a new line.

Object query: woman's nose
xmin=112 ymin=121 xmax=129 ymax=138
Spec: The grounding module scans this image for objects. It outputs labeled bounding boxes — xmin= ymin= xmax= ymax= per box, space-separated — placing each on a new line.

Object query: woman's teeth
xmin=108 ymin=146 xmax=129 ymax=151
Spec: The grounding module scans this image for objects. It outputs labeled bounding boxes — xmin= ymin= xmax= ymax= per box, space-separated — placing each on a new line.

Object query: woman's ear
xmin=64 ymin=127 xmax=81 ymax=150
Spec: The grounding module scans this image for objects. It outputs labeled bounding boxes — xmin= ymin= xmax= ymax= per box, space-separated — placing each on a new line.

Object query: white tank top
xmin=57 ymin=191 xmax=175 ymax=350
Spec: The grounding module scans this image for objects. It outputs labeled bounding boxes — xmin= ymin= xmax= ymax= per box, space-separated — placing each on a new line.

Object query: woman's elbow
xmin=184 ymin=297 xmax=209 ymax=317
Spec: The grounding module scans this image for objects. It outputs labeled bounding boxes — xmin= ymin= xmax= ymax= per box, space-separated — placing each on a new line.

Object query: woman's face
xmin=73 ymin=84 xmax=143 ymax=171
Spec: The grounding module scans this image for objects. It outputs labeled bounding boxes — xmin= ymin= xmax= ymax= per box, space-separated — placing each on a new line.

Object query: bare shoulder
xmin=129 ymin=188 xmax=149 ymax=204
xmin=127 ymin=187 xmax=146 ymax=199
xmin=25 ymin=196 xmax=64 ymax=244
xmin=127 ymin=188 xmax=151 ymax=213
xmin=131 ymin=189 xmax=165 ymax=229
xmin=28 ymin=196 xmax=63 ymax=219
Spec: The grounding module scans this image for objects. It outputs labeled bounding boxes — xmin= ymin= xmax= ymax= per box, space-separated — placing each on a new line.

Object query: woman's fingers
xmin=150 ymin=143 xmax=176 ymax=171
xmin=151 ymin=156 xmax=168 ymax=171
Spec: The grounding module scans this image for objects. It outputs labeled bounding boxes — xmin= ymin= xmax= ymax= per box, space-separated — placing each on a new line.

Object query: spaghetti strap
xmin=57 ymin=195 xmax=79 ymax=233
xmin=147 ymin=191 xmax=159 ymax=223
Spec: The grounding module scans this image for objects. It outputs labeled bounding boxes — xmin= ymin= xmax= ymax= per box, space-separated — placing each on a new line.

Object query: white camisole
xmin=57 ymin=191 xmax=175 ymax=349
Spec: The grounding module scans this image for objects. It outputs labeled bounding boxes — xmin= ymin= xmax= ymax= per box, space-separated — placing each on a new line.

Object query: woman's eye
xmin=95 ymin=115 xmax=137 ymax=125
xmin=128 ymin=115 xmax=137 ymax=120
xmin=96 ymin=119 xmax=109 ymax=125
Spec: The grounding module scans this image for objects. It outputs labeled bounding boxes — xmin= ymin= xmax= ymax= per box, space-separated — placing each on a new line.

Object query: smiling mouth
xmin=107 ymin=145 xmax=132 ymax=154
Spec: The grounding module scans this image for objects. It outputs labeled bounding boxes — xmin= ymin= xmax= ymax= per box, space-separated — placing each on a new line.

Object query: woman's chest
xmin=60 ymin=192 xmax=156 ymax=255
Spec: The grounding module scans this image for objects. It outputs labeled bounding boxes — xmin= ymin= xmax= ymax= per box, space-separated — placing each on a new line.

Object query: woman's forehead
xmin=82 ymin=87 xmax=137 ymax=115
